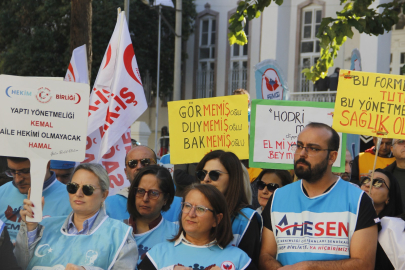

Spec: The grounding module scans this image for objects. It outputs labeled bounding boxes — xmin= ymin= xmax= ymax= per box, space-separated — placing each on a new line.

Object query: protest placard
xmin=333 ymin=70 xmax=405 ymax=139
xmin=250 ymin=100 xmax=346 ymax=171
xmin=0 ymin=75 xmax=89 ymax=222
xmin=168 ymin=95 xmax=249 ymax=164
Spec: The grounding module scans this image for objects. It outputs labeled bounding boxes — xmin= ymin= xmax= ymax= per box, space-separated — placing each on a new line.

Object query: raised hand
xmin=20 ymin=188 xmax=44 ymax=232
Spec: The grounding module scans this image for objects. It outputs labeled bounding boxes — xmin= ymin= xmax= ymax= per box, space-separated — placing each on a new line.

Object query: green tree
xmin=0 ymin=0 xmax=197 ymax=98
xmin=0 ymin=0 xmax=71 ymax=76
xmin=228 ymin=0 xmax=405 ymax=82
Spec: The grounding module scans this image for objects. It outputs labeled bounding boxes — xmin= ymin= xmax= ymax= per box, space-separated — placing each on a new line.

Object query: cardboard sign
xmin=168 ymin=95 xmax=249 ymax=164
xmin=333 ymin=70 xmax=405 ymax=139
xmin=0 ymin=75 xmax=89 ymax=222
xmin=250 ymin=100 xmax=346 ymax=171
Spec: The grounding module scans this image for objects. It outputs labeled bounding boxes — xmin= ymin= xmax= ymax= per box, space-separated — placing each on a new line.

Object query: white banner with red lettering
xmin=84 ymin=12 xmax=147 ymax=195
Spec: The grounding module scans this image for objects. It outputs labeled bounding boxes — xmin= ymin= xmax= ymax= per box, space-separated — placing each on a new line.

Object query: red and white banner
xmin=84 ymin=12 xmax=147 ymax=195
xmin=65 ymin=44 xmax=89 ymax=84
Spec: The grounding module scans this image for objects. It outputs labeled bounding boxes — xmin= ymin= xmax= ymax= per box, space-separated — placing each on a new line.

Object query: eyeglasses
xmin=257 ymin=180 xmax=279 ymax=192
xmin=67 ymin=182 xmax=100 ymax=196
xmin=126 ymin=158 xmax=156 ymax=168
xmin=393 ymin=140 xmax=405 ymax=146
xmin=135 ymin=188 xmax=162 ymax=200
xmin=292 ymin=144 xmax=333 ymax=157
xmin=181 ymin=202 xmax=214 ymax=216
xmin=5 ymin=168 xmax=30 ymax=177
xmin=360 ymin=177 xmax=390 ymax=190
xmin=196 ymin=170 xmax=228 ymax=181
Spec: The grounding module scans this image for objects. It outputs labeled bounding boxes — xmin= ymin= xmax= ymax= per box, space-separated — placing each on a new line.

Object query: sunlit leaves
xmin=228 ymin=0 xmax=402 ymax=82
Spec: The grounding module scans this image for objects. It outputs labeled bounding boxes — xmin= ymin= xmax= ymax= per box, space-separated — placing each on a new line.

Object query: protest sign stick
xmin=369 ymin=136 xmax=382 ymax=195
xmin=26 ymin=158 xmax=49 ymax=223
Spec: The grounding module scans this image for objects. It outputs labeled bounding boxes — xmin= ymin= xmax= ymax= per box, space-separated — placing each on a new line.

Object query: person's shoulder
xmin=274 ymin=180 xmax=300 ymax=195
xmin=44 ymin=179 xmax=67 ymax=193
xmin=338 ymin=178 xmax=363 ymax=194
xmin=384 ymin=161 xmax=396 ymax=172
xmin=0 ymin=181 xmax=17 ymax=193
xmin=148 ymin=240 xmax=174 ymax=255
xmin=106 ymin=193 xmax=127 ymax=203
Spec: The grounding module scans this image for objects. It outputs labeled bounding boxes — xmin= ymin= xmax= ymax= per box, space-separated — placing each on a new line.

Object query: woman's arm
xmin=110 ymin=232 xmax=138 ymax=270
xmin=14 ymin=221 xmax=44 ymax=270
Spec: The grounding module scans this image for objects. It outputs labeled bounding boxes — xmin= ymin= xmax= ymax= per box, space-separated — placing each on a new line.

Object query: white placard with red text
xmin=0 ymin=75 xmax=89 ymax=221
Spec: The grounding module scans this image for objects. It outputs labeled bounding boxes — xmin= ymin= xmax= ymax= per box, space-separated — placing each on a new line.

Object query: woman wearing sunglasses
xmin=195 ymin=150 xmax=262 ymax=268
xmin=360 ymin=169 xmax=403 ymax=219
xmin=126 ymin=165 xmax=177 ymax=266
xmin=359 ymin=169 xmax=403 ymax=270
xmin=138 ymin=184 xmax=255 ymax=270
xmin=15 ymin=163 xmax=137 ymax=270
xmin=255 ymin=169 xmax=292 ymax=214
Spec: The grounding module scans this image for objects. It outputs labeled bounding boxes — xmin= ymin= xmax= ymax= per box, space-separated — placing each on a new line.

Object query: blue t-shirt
xmin=134 ymin=218 xmax=178 ymax=265
xmin=105 ymin=193 xmax=129 ymax=221
xmin=146 ymin=240 xmax=251 ymax=270
xmin=0 ymin=175 xmax=72 ymax=242
xmin=162 ymin=196 xmax=182 ymax=222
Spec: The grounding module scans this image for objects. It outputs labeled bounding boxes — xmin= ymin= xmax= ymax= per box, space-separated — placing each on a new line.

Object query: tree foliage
xmin=228 ymin=0 xmax=405 ymax=82
xmin=0 ymin=0 xmax=71 ymax=76
xmin=0 ymin=0 xmax=196 ymax=97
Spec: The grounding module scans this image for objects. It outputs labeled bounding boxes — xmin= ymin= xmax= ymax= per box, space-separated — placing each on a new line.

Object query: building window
xmin=197 ymin=17 xmax=216 ymax=98
xmin=300 ymin=7 xmax=322 ymax=92
xmin=401 ymin=52 xmax=405 ymax=75
xmin=229 ymin=20 xmax=249 ymax=95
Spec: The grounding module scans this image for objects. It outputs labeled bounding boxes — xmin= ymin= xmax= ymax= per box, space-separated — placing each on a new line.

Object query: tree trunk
xmin=70 ymin=0 xmax=92 ymax=83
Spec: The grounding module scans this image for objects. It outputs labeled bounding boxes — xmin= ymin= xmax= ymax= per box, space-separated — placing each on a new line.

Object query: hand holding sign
xmin=20 ymin=188 xmax=44 ymax=232
xmin=0 ymin=75 xmax=89 ymax=222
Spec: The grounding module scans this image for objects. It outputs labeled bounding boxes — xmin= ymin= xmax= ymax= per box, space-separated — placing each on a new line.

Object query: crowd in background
xmin=0 ymin=90 xmax=404 ymax=269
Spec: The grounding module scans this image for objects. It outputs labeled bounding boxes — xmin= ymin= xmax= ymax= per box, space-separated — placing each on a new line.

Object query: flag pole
xmin=154 ymin=4 xmax=162 ymax=155
xmin=369 ymin=137 xmax=382 ymax=195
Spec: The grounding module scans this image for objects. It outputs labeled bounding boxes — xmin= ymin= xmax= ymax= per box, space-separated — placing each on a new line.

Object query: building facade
xmin=134 ymin=0 xmax=405 ymax=150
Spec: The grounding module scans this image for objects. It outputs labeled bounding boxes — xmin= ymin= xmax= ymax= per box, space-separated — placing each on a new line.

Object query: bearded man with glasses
xmin=0 ymin=157 xmax=72 ymax=243
xmin=105 ymin=145 xmax=157 ymax=221
xmin=384 ymin=138 xmax=405 ymax=210
xmin=259 ymin=122 xmax=379 ymax=270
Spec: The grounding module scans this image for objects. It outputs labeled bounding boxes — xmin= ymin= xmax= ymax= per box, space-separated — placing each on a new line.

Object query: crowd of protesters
xmin=1 ymin=117 xmax=405 ymax=269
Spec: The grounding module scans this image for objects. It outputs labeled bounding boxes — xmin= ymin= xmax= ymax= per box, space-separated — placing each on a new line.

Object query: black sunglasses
xmin=360 ymin=177 xmax=390 ymax=190
xmin=196 ymin=170 xmax=228 ymax=181
xmin=257 ymin=180 xmax=279 ymax=192
xmin=127 ymin=158 xmax=155 ymax=168
xmin=67 ymin=182 xmax=100 ymax=196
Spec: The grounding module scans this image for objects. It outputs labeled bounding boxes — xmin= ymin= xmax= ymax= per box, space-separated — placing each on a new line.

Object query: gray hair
xmin=72 ymin=163 xmax=109 ymax=192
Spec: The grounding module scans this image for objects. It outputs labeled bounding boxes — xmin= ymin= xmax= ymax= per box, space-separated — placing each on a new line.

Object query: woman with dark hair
xmin=195 ymin=150 xmax=262 ymax=267
xmin=255 ymin=169 xmax=292 ymax=214
xmin=360 ymin=169 xmax=403 ymax=218
xmin=359 ymin=169 xmax=403 ymax=270
xmin=138 ymin=184 xmax=255 ymax=270
xmin=127 ymin=165 xmax=178 ymax=265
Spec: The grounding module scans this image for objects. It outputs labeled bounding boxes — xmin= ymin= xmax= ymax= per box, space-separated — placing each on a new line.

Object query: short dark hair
xmin=305 ymin=122 xmax=340 ymax=151
xmin=127 ymin=165 xmax=175 ymax=218
xmin=196 ymin=150 xmax=248 ymax=217
xmin=7 ymin=157 xmax=29 ymax=163
xmin=256 ymin=169 xmax=293 ymax=187
xmin=170 ymin=184 xmax=234 ymax=248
